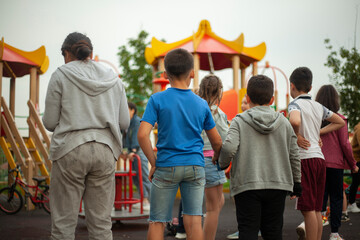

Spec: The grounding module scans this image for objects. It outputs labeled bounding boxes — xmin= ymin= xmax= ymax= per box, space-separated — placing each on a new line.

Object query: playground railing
xmin=27 ymin=100 xmax=51 ymax=171
xmin=1 ymin=97 xmax=33 ymax=169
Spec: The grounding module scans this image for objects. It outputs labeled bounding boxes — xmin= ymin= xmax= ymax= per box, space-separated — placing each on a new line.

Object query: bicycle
xmin=0 ymin=165 xmax=50 ymax=214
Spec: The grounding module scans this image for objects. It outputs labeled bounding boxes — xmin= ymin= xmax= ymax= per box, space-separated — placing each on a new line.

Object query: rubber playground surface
xmin=1 ymin=193 xmax=360 ymax=240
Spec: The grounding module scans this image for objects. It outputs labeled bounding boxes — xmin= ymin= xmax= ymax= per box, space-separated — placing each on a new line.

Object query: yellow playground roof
xmin=0 ymin=37 xmax=49 ymax=78
xmin=145 ymin=20 xmax=266 ymax=70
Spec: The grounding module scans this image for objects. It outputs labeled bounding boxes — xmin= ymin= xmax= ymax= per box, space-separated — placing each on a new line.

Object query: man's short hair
xmin=247 ymin=75 xmax=274 ymax=105
xmin=128 ymin=102 xmax=137 ymax=115
xmin=164 ymin=48 xmax=194 ymax=79
xmin=290 ymin=67 xmax=312 ymax=92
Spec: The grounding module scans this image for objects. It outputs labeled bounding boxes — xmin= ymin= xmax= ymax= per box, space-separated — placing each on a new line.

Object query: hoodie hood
xmin=58 ymin=60 xmax=119 ymax=96
xmin=238 ymin=106 xmax=283 ymax=134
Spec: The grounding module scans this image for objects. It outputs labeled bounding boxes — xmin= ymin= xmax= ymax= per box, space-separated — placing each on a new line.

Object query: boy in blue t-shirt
xmin=138 ymin=48 xmax=222 ymax=240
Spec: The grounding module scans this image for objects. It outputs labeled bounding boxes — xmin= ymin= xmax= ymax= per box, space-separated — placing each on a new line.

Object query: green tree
xmin=118 ymin=30 xmax=153 ymax=115
xmin=324 ymin=39 xmax=360 ymax=130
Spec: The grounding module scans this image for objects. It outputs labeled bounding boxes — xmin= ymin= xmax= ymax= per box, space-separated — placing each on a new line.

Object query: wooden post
xmin=28 ymin=67 xmax=37 ymax=193
xmin=29 ymin=68 xmax=37 ymax=138
xmin=193 ymin=53 xmax=200 ymax=90
xmin=274 ymin=90 xmax=278 ymax=111
xmin=252 ymin=62 xmax=258 ymax=76
xmin=241 ymin=67 xmax=246 ymax=89
xmin=0 ymin=62 xmax=4 ymax=185
xmin=36 ymin=74 xmax=40 ymax=107
xmin=232 ymin=55 xmax=240 ymax=92
xmin=153 ymin=58 xmax=164 ymax=94
xmin=9 ymin=77 xmax=15 ymax=116
xmin=29 ymin=68 xmax=37 ymax=105
xmin=152 ymin=65 xmax=157 ymax=94
xmin=0 ymin=62 xmax=3 ymax=131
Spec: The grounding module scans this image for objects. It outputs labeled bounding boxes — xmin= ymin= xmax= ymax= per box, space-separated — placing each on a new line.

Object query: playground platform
xmin=1 ymin=193 xmax=360 ymax=240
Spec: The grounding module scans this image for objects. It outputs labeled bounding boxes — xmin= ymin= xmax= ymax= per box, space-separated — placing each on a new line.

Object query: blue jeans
xmin=149 ymin=166 xmax=205 ymax=222
xmin=204 ymin=156 xmax=227 ymax=188
xmin=132 ymin=149 xmax=151 ymax=198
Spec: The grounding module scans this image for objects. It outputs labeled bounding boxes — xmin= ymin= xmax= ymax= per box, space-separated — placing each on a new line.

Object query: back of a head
xmin=290 ymin=67 xmax=312 ymax=93
xmin=315 ymin=84 xmax=340 ymax=113
xmin=247 ymin=75 xmax=274 ymax=105
xmin=164 ymin=48 xmax=194 ymax=79
xmin=199 ymin=74 xmax=223 ymax=106
xmin=61 ymin=32 xmax=93 ymax=61
xmin=128 ymin=102 xmax=137 ymax=115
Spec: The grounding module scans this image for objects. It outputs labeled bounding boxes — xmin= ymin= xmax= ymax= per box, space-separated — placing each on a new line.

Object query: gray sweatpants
xmin=50 ymin=142 xmax=116 ymax=240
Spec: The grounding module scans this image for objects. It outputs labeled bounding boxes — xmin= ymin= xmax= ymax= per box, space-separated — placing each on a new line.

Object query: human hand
xmin=352 ymin=166 xmax=359 ymax=174
xmin=297 ymin=134 xmax=310 ymax=150
xmin=128 ymin=152 xmax=135 ymax=161
xmin=290 ymin=182 xmax=302 ymax=200
xmin=318 ymin=138 xmax=323 ymax=148
xmin=120 ymin=152 xmax=128 ymax=160
xmin=212 ymin=155 xmax=219 ymax=165
xmin=149 ymin=166 xmax=156 ymax=182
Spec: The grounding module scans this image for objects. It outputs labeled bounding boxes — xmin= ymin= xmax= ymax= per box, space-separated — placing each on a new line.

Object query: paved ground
xmin=1 ymin=193 xmax=360 ymax=240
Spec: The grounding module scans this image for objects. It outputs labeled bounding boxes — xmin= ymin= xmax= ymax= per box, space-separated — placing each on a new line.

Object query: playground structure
xmin=145 ymin=19 xmax=267 ymax=119
xmin=0 ymin=37 xmax=51 ymax=210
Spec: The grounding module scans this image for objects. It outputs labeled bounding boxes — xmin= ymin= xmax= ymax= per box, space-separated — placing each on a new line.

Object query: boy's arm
xmin=137 ymin=121 xmax=156 ymax=181
xmin=288 ymin=126 xmax=302 ymax=199
xmin=289 ymin=110 xmax=301 ymax=135
xmin=218 ymin=120 xmax=240 ymax=169
xmin=320 ymin=113 xmax=345 ymax=135
xmin=288 ymin=110 xmax=310 ymax=149
xmin=205 ymin=127 xmax=222 ymax=164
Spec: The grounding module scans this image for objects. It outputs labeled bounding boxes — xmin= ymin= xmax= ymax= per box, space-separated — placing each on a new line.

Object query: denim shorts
xmin=149 ymin=166 xmax=205 ymax=222
xmin=204 ymin=157 xmax=227 ymax=188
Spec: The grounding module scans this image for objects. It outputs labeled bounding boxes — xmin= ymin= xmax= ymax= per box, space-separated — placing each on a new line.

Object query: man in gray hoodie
xmin=43 ymin=32 xmax=130 ymax=240
xmin=218 ymin=75 xmax=301 ymax=240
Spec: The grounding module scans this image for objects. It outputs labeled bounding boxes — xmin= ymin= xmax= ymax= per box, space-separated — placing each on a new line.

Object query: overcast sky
xmin=1 ymin=0 xmax=359 ymax=132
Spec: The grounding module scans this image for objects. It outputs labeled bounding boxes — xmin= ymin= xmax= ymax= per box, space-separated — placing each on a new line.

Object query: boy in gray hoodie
xmin=219 ymin=75 xmax=301 ymax=240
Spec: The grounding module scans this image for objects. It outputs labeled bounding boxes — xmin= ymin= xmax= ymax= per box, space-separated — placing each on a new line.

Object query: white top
xmin=288 ymin=94 xmax=333 ymax=160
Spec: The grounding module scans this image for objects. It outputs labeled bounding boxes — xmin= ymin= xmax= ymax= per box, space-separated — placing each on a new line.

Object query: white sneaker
xmin=296 ymin=222 xmax=306 ymax=240
xmin=347 ymin=203 xmax=360 ymax=213
xmin=226 ymin=231 xmax=238 ymax=239
xmin=132 ymin=202 xmax=150 ymax=211
xmin=143 ymin=203 xmax=150 ymax=211
xmin=175 ymin=232 xmax=187 ymax=239
xmin=329 ymin=233 xmax=344 ymax=240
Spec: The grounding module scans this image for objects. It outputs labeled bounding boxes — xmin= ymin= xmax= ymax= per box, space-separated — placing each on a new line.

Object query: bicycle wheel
xmin=41 ymin=188 xmax=50 ymax=214
xmin=0 ymin=187 xmax=23 ymax=214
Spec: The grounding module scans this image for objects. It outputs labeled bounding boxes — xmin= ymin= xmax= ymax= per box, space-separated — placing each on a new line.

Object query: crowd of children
xmin=135 ymin=49 xmax=360 ymax=240
xmin=136 ymin=49 xmax=360 ymax=240
xmin=45 ymin=32 xmax=359 ymax=240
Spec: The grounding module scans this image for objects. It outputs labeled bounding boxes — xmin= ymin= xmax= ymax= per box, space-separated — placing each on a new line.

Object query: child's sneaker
xmin=226 ymin=231 xmax=238 ymax=239
xmin=175 ymin=232 xmax=187 ymax=239
xmin=322 ymin=215 xmax=329 ymax=226
xmin=341 ymin=213 xmax=350 ymax=222
xmin=347 ymin=203 xmax=360 ymax=213
xmin=329 ymin=232 xmax=344 ymax=240
xmin=296 ymin=222 xmax=306 ymax=240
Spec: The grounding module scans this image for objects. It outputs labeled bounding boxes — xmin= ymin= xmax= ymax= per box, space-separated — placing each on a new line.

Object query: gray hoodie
xmin=219 ymin=106 xmax=300 ymax=197
xmin=43 ymin=60 xmax=130 ymax=161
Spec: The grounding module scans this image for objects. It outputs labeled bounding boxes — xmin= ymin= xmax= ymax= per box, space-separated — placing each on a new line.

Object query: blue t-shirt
xmin=141 ymin=88 xmax=215 ymax=167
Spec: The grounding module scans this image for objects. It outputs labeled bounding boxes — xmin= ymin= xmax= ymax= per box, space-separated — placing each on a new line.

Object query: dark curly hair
xmin=61 ymin=32 xmax=93 ymax=61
